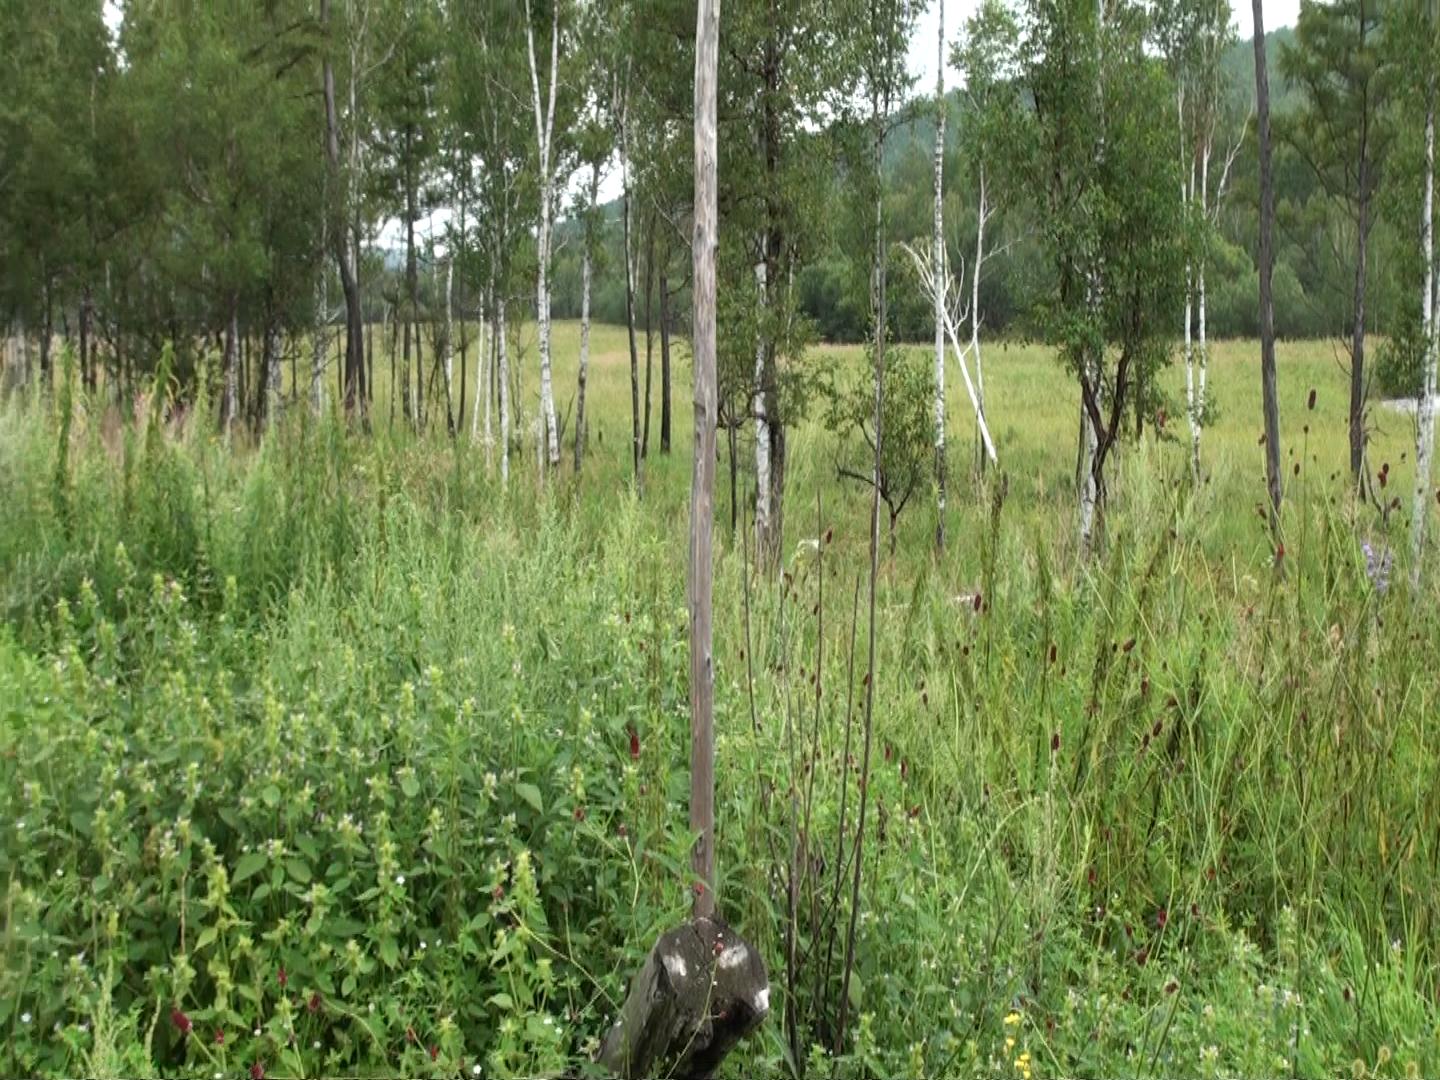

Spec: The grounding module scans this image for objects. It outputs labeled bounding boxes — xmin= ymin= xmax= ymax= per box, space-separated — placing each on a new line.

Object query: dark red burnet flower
xmin=429 ymin=1044 xmax=440 ymax=1061
xmin=250 ymin=1063 xmax=266 ymax=1080
xmin=170 ymin=1009 xmax=192 ymax=1036
xmin=1156 ymin=907 xmax=1169 ymax=930
xmin=308 ymin=992 xmax=322 ymax=1014
xmin=628 ymin=728 xmax=640 ymax=761
xmin=1051 ymin=732 xmax=1060 ymax=754
xmin=1307 ymin=388 xmax=1317 ymax=411
xmin=277 ymin=966 xmax=288 ymax=988
xmin=573 ymin=805 xmax=586 ymax=822
xmin=214 ymin=1028 xmax=225 ymax=1045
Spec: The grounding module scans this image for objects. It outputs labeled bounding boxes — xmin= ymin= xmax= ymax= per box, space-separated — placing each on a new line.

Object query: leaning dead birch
xmin=901 ymin=240 xmax=998 ymax=466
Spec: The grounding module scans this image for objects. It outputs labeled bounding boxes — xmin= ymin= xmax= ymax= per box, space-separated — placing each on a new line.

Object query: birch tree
xmin=524 ymin=0 xmax=565 ymax=472
xmin=954 ymin=0 xmax=1021 ymax=470
xmin=932 ymin=0 xmax=948 ymax=549
xmin=1020 ymin=0 xmax=1187 ymax=553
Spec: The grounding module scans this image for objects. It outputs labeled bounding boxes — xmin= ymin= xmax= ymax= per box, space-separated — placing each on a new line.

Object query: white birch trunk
xmin=933 ymin=0 xmax=947 ymax=544
xmin=265 ymin=318 xmax=282 ymax=428
xmin=1196 ymin=134 xmax=1210 ymax=474
xmin=526 ymin=0 xmax=561 ymax=471
xmin=1180 ymin=83 xmax=1198 ymax=475
xmin=972 ymin=162 xmax=988 ymax=453
xmin=575 ymin=165 xmax=598 ymax=473
xmin=498 ymin=296 xmax=511 ymax=487
xmin=1413 ymin=81 xmax=1437 ymax=585
xmin=312 ymin=214 xmax=328 ymax=417
xmin=753 ymin=241 xmax=772 ymax=553
xmin=443 ymin=257 xmax=455 ymax=427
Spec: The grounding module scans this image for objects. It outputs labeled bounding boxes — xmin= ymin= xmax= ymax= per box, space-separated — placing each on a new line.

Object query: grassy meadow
xmin=2 ymin=322 xmax=1438 ymax=1079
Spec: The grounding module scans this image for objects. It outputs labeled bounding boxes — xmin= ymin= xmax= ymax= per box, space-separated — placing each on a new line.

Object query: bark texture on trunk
xmin=575 ymin=164 xmax=598 ymax=472
xmin=526 ymin=0 xmax=561 ymax=469
xmin=753 ymin=247 xmax=772 ymax=561
xmin=221 ymin=292 xmax=240 ymax=433
xmin=932 ymin=0 xmax=947 ymax=549
xmin=498 ymin=298 xmax=511 ymax=486
xmin=660 ymin=269 xmax=673 ymax=453
xmin=1254 ymin=0 xmax=1283 ymax=529
xmin=321 ymin=0 xmax=365 ymax=424
xmin=1414 ymin=78 xmax=1437 ymax=585
xmin=690 ymin=0 xmax=720 ymax=922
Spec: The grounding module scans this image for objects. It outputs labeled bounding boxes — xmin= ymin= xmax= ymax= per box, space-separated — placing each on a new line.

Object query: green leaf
xmin=400 ymin=774 xmax=420 ymax=799
xmin=285 ymin=858 xmax=312 ymax=885
xmin=515 ymin=782 xmax=543 ymax=813
xmin=261 ymin=784 xmax=281 ymax=808
xmin=379 ymin=937 xmax=399 ymax=969
xmin=488 ymin=992 xmax=515 ymax=1011
xmin=233 ymin=851 xmax=267 ymax=885
xmin=847 ymin=971 xmax=863 ymax=1013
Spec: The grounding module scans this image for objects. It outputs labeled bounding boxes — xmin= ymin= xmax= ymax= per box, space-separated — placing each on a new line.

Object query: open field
xmin=2 ymin=324 xmax=1438 ymax=1079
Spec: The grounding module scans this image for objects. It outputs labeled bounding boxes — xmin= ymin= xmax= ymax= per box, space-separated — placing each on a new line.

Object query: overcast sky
xmin=906 ymin=0 xmax=1303 ymax=88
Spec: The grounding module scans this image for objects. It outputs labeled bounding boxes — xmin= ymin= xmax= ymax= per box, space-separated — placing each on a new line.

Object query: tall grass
xmin=1 ymin=331 xmax=1437 ymax=1078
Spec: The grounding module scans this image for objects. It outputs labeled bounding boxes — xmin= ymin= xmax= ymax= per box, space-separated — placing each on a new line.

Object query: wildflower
xmin=1378 ymin=1046 xmax=1392 ymax=1066
xmin=395 ymin=874 xmax=406 ymax=886
xmin=171 ymin=1009 xmax=193 ymax=1036
xmin=215 ymin=1028 xmax=225 ymax=1045
xmin=277 ymin=966 xmax=287 ymax=988
xmin=430 ymin=1045 xmax=440 ymax=1061
xmin=1362 ymin=541 xmax=1393 ymax=594
xmin=1156 ymin=908 xmax=1168 ymax=930
xmin=473 ymin=1066 xmax=483 ymax=1077
xmin=250 ymin=1065 xmax=265 ymax=1080
xmin=308 ymin=992 xmax=322 ymax=1014
xmin=628 ymin=729 xmax=640 ymax=760
xmin=1050 ymin=732 xmax=1060 ymax=754
xmin=1003 ymin=1011 xmax=1022 ymax=1027
xmin=20 ymin=1012 xmax=32 ymax=1025
xmin=1307 ymin=388 xmax=1316 ymax=410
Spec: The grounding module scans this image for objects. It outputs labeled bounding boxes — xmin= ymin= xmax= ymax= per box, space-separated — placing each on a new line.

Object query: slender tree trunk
xmin=526 ymin=0 xmax=561 ymax=471
xmin=1254 ymin=0 xmax=1283 ymax=530
xmin=643 ymin=217 xmax=655 ymax=458
xmin=690 ymin=0 xmax=719 ymax=923
xmin=1195 ymin=133 xmax=1211 ymax=474
xmin=1181 ymin=83 xmax=1198 ymax=475
xmin=322 ymin=0 xmax=365 ymax=424
xmin=660 ymin=267 xmax=673 ymax=453
xmin=1350 ymin=162 xmax=1370 ymax=486
xmin=933 ymin=0 xmax=947 ymax=549
xmin=79 ymin=283 xmax=94 ymax=393
xmin=972 ymin=163 xmax=988 ymax=469
xmin=622 ymin=96 xmax=642 ymax=485
xmin=1414 ymin=74 xmax=1437 ymax=585
xmin=312 ymin=247 xmax=327 ymax=417
xmin=575 ymin=164 xmax=598 ymax=472
xmin=221 ymin=291 xmax=240 ymax=433
xmin=263 ymin=310 xmax=282 ymax=430
xmin=753 ymin=244 xmax=772 ymax=561
xmin=443 ymin=257 xmax=455 ymax=435
xmin=498 ymin=296 xmax=511 ymax=487
xmin=839 ymin=92 xmax=888 ymax=1057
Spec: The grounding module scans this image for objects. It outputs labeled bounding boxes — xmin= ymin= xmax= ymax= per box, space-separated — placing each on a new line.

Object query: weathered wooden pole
xmin=597 ymin=0 xmax=769 ymax=1073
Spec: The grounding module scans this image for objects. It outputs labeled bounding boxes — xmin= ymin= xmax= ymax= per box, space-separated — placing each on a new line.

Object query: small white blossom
xmin=395 ymin=874 xmax=406 ymax=886
xmin=20 ymin=1012 xmax=32 ymax=1024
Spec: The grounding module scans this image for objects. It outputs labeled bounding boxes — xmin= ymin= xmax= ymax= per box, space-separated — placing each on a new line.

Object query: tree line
xmin=1 ymin=0 xmax=1437 ymax=565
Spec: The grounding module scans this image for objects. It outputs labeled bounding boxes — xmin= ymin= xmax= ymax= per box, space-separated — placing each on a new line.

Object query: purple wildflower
xmin=1362 ymin=541 xmax=1393 ymax=594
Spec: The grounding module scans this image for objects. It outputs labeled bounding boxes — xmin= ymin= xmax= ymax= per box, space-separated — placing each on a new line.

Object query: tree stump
xmin=597 ymin=916 xmax=769 ymax=1079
